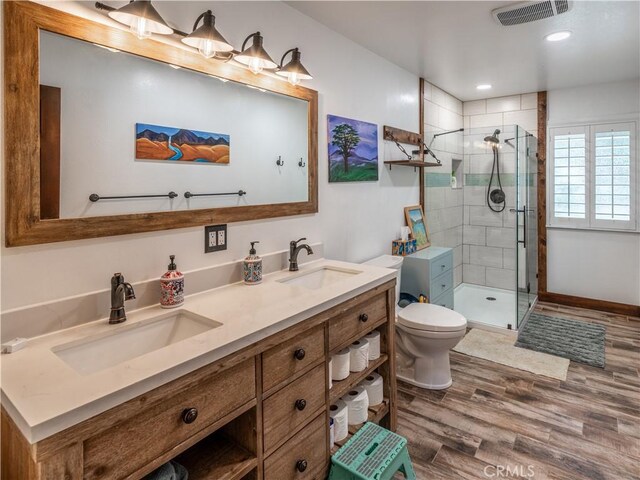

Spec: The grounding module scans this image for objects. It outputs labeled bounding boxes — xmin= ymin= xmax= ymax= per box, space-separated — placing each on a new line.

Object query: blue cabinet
xmin=400 ymin=246 xmax=454 ymax=309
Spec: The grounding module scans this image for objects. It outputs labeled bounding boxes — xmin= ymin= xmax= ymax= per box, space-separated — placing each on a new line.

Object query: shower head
xmin=484 ymin=129 xmax=501 ymax=145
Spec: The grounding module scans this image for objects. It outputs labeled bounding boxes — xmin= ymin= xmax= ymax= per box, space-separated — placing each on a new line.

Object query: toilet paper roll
xmin=364 ymin=331 xmax=381 ymax=360
xmin=342 ymin=386 xmax=369 ymax=425
xmin=331 ymin=348 xmax=350 ymax=381
xmin=361 ymin=372 xmax=384 ymax=406
xmin=329 ymin=399 xmax=349 ymax=441
xmin=328 ymin=359 xmax=333 ymax=389
xmin=349 ymin=339 xmax=370 ymax=372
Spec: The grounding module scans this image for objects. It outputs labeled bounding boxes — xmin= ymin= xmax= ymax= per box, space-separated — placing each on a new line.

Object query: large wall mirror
xmin=4 ymin=2 xmax=318 ymax=246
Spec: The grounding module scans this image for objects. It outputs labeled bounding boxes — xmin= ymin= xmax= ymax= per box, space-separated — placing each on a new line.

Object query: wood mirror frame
xmin=3 ymin=1 xmax=318 ymax=247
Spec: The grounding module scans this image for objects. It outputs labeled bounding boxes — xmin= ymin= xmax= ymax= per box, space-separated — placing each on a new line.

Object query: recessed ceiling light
xmin=545 ymin=31 xmax=571 ymax=42
xmin=476 ymin=84 xmax=492 ymax=90
xmin=169 ymin=64 xmax=181 ymax=70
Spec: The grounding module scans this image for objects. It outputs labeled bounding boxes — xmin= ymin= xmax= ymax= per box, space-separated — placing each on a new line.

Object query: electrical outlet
xmin=204 ymin=224 xmax=227 ymax=253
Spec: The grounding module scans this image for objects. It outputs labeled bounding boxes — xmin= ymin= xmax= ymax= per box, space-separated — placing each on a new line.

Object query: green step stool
xmin=329 ymin=422 xmax=416 ymax=480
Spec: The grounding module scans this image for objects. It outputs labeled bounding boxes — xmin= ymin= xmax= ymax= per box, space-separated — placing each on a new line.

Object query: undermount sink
xmin=53 ymin=310 xmax=221 ymax=375
xmin=278 ymin=266 xmax=362 ymax=290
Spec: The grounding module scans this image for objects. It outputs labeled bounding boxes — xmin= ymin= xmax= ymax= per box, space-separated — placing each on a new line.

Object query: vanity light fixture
xmin=545 ymin=31 xmax=571 ymax=42
xmin=476 ymin=84 xmax=492 ymax=90
xmin=107 ymin=0 xmax=173 ymax=40
xmin=235 ymin=32 xmax=278 ymax=75
xmin=276 ymin=48 xmax=313 ymax=86
xmin=181 ymin=10 xmax=233 ymax=59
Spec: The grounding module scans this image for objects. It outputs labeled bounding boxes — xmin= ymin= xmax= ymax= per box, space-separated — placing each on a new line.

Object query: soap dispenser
xmin=243 ymin=241 xmax=262 ymax=285
xmin=160 ymin=255 xmax=184 ymax=308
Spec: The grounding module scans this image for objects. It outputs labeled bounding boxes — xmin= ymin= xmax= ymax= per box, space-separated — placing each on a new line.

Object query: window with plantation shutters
xmin=549 ymin=122 xmax=637 ymax=231
xmin=553 ymin=130 xmax=587 ymax=220
xmin=593 ymin=124 xmax=633 ymax=227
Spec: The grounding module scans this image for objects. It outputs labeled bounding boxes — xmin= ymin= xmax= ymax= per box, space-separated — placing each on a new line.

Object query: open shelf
xmin=331 ymin=398 xmax=390 ymax=454
xmin=384 ymin=160 xmax=442 ymax=169
xmin=329 ymin=354 xmax=388 ymax=403
xmin=175 ymin=432 xmax=257 ymax=480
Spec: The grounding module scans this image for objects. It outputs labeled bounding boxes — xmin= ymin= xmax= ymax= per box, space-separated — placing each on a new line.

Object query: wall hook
xmin=276 ymin=156 xmax=284 ymax=166
xmin=298 ymin=157 xmax=306 ymax=167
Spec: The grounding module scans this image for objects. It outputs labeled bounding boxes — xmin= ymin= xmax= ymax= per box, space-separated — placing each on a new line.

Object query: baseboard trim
xmin=539 ymin=291 xmax=640 ymax=317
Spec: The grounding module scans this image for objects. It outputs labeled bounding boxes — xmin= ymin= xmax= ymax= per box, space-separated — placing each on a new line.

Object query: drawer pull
xmin=293 ymin=348 xmax=306 ymax=360
xmin=296 ymin=459 xmax=308 ymax=472
xmin=294 ymin=399 xmax=307 ymax=411
xmin=441 ymin=264 xmax=446 ymax=269
xmin=442 ymin=284 xmax=446 ymax=288
xmin=359 ymin=313 xmax=368 ymax=322
xmin=181 ymin=408 xmax=198 ymax=424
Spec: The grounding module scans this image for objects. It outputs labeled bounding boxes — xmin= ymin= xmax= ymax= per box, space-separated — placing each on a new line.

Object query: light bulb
xmin=198 ymin=40 xmax=216 ymax=59
xmin=248 ymin=57 xmax=263 ymax=75
xmin=130 ymin=17 xmax=151 ymax=39
xmin=287 ymin=72 xmax=300 ymax=86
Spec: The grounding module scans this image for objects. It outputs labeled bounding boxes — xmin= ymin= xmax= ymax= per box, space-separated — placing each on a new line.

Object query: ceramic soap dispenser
xmin=160 ymin=255 xmax=184 ymax=308
xmin=243 ymin=241 xmax=262 ymax=285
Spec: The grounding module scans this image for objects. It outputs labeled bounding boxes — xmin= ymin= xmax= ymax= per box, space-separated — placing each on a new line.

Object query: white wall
xmin=547 ymin=79 xmax=640 ymax=305
xmin=0 ymin=1 xmax=420 ymax=311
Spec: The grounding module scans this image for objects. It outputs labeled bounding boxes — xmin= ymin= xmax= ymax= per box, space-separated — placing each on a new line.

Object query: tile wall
xmin=423 ymin=82 xmax=464 ymax=286
xmin=461 ymin=93 xmax=538 ymax=289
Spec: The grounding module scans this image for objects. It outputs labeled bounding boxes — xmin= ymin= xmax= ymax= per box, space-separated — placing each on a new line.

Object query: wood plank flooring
xmin=396 ymin=302 xmax=640 ymax=479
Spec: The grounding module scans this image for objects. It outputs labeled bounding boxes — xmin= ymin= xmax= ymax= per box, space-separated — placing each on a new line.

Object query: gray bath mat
xmin=516 ymin=313 xmax=605 ymax=368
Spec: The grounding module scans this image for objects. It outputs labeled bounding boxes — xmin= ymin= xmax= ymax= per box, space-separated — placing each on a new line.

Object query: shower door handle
xmin=510 ymin=207 xmax=526 ymax=248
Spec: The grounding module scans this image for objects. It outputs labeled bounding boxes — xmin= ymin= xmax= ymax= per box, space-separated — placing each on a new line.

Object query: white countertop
xmin=1 ymin=259 xmax=395 ymax=444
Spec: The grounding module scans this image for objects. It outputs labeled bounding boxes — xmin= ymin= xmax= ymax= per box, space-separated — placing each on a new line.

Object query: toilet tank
xmin=364 ymin=255 xmax=403 ymax=307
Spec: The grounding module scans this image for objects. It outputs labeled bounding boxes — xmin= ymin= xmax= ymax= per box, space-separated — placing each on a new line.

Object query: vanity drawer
xmin=263 ymin=363 xmax=326 ymax=453
xmin=429 ymin=270 xmax=453 ymax=300
xmin=432 ymin=289 xmax=454 ymax=310
xmin=263 ymin=324 xmax=325 ymax=392
xmin=429 ymin=252 xmax=453 ymax=280
xmin=264 ymin=413 xmax=327 ymax=480
xmin=83 ymin=358 xmax=256 ymax=480
xmin=328 ymin=293 xmax=387 ymax=351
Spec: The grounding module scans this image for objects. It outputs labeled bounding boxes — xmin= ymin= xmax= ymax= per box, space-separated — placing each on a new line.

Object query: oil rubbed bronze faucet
xmin=289 ymin=238 xmax=313 ymax=271
xmin=109 ymin=273 xmax=136 ymax=324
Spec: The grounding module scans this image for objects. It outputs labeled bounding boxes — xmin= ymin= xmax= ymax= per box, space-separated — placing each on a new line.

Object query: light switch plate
xmin=204 ymin=224 xmax=227 ymax=253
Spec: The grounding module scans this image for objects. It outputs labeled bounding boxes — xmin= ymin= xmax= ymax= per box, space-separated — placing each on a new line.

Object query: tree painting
xmin=331 ymin=123 xmax=360 ymax=173
xmin=327 ymin=115 xmax=378 ymax=182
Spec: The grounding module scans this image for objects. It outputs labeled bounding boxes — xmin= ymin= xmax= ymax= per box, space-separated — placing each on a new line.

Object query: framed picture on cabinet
xmin=404 ymin=205 xmax=430 ymax=250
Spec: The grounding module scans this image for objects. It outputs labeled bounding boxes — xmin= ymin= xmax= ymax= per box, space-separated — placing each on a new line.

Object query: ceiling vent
xmin=492 ymin=1 xmax=572 ymax=26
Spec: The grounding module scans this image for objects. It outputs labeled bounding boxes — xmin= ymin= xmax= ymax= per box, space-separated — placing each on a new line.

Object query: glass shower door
xmin=515 ymin=126 xmax=538 ymax=328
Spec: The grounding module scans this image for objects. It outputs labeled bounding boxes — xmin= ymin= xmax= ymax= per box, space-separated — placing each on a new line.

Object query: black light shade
xmin=276 ymin=48 xmax=312 ymax=85
xmin=235 ymin=32 xmax=278 ymax=74
xmin=108 ymin=0 xmax=173 ymax=39
xmin=182 ymin=10 xmax=233 ymax=58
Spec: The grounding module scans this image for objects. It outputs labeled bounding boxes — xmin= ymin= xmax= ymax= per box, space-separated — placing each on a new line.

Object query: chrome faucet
xmin=109 ymin=273 xmax=136 ymax=324
xmin=289 ymin=238 xmax=313 ymax=272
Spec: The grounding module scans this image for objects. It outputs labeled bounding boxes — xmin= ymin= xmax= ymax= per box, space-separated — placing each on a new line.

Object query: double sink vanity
xmin=1 ymin=259 xmax=398 ymax=480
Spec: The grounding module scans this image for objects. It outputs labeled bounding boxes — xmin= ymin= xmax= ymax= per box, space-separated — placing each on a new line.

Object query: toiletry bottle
xmin=243 ymin=241 xmax=262 ymax=285
xmin=160 ymin=255 xmax=184 ymax=308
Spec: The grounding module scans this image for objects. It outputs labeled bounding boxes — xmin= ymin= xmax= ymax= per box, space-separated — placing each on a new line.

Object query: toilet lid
xmin=397 ymin=303 xmax=467 ymax=332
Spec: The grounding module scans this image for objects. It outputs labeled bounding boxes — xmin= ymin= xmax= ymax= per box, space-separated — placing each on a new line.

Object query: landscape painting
xmin=327 ymin=115 xmax=378 ymax=182
xmin=136 ymin=123 xmax=230 ymax=163
xmin=404 ymin=205 xmax=430 ymax=250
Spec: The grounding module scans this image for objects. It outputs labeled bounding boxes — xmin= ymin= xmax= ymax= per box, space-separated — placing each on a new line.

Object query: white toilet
xmin=364 ymin=254 xmax=467 ymax=390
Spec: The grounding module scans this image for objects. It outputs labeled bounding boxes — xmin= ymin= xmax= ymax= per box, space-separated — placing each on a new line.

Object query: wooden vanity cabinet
xmin=1 ymin=280 xmax=396 ymax=480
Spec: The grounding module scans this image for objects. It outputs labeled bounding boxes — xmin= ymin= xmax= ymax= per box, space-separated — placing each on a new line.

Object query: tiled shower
xmin=423 ymin=85 xmax=539 ymax=329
